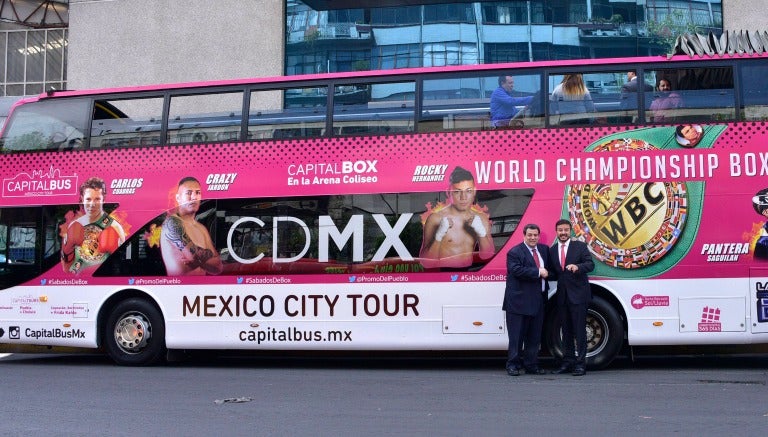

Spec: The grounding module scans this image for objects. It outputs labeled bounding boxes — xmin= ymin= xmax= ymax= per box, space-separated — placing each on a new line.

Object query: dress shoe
xmin=506 ymin=368 xmax=520 ymax=376
xmin=524 ymin=367 xmax=546 ymax=375
xmin=572 ymin=366 xmax=586 ymax=376
xmin=551 ymin=365 xmax=574 ymax=375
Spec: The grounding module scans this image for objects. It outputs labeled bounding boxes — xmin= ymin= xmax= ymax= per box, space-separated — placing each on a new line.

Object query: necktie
xmin=532 ymin=248 xmax=544 ymax=291
xmin=560 ymin=243 xmax=566 ymax=269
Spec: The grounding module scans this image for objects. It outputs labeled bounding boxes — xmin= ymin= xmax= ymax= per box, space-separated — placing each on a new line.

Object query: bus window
xmin=645 ymin=67 xmax=735 ymax=123
xmin=420 ymin=73 xmax=542 ymax=132
xmin=91 ymin=97 xmax=164 ymax=148
xmin=549 ymin=71 xmax=628 ymax=126
xmin=168 ymin=91 xmax=244 ymax=144
xmin=332 ymin=82 xmax=414 ymax=135
xmin=0 ymin=98 xmax=89 ymax=152
xmin=644 ymin=69 xmax=685 ymax=123
xmin=740 ymin=60 xmax=768 ymax=121
xmin=0 ymin=207 xmax=60 ymax=290
xmin=249 ymin=87 xmax=326 ymax=140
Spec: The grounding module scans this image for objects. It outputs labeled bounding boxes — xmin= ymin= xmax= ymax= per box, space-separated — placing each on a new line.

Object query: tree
xmin=647 ymin=10 xmax=699 ymax=53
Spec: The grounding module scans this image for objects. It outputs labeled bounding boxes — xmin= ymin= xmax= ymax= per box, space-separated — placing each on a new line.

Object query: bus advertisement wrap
xmin=2 ymin=52 xmax=768 ymax=366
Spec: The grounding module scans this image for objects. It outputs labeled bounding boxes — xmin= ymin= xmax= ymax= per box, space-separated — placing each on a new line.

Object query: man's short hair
xmin=555 ymin=219 xmax=572 ymax=229
xmin=449 ymin=166 xmax=474 ymax=185
xmin=523 ymin=223 xmax=540 ymax=234
xmin=178 ymin=176 xmax=200 ymax=187
xmin=498 ymin=75 xmax=509 ymax=86
xmin=79 ymin=176 xmax=105 ymax=201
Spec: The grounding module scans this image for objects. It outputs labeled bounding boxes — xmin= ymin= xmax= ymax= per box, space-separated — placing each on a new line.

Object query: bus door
xmin=750 ymin=268 xmax=768 ymax=334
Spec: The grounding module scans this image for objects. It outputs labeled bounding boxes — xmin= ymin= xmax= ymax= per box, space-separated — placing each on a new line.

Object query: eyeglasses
xmin=449 ymin=188 xmax=475 ymax=197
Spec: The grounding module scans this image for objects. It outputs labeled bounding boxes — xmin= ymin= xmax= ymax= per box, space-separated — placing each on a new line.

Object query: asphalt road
xmin=1 ymin=351 xmax=766 ymax=436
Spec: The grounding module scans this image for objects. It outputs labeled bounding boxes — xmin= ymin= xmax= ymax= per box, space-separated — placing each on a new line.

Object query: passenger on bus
xmin=649 ymin=78 xmax=683 ymax=123
xmin=61 ymin=176 xmax=127 ymax=274
xmin=490 ymin=75 xmax=534 ymax=128
xmin=549 ymin=74 xmax=595 ymax=125
xmin=620 ymin=71 xmax=652 ymax=110
xmin=161 ymin=176 xmax=223 ymax=275
xmin=420 ymin=166 xmax=494 ymax=269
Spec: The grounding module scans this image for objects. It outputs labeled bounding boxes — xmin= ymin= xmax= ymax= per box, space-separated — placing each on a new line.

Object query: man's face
xmin=658 ymin=80 xmax=671 ymax=91
xmin=501 ymin=76 xmax=514 ymax=93
xmin=449 ymin=180 xmax=475 ymax=211
xmin=524 ymin=227 xmax=540 ymax=248
xmin=176 ymin=181 xmax=202 ymax=215
xmin=82 ymin=188 xmax=104 ymax=219
xmin=681 ymin=125 xmax=702 ymax=145
xmin=627 ymin=71 xmax=636 ymax=81
xmin=556 ymin=223 xmax=572 ymax=243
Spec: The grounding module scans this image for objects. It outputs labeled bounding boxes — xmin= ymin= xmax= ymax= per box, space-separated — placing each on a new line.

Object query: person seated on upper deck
xmin=549 ymin=74 xmax=596 ymax=125
xmin=649 ymin=78 xmax=683 ymax=123
xmin=490 ymin=75 xmax=534 ymax=128
xmin=620 ymin=71 xmax=652 ymax=111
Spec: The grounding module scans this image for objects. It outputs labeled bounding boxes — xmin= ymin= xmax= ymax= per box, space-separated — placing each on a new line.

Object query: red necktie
xmin=531 ymin=248 xmax=540 ymax=268
xmin=560 ymin=243 xmax=566 ymax=269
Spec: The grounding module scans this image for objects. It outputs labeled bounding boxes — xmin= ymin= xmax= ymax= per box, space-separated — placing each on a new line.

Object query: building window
xmin=374 ymin=44 xmax=421 ymax=70
xmin=371 ymin=6 xmax=421 ymax=25
xmin=482 ymin=1 xmax=546 ymax=24
xmin=424 ymin=42 xmax=478 ymax=67
xmin=1 ymin=29 xmax=67 ymax=97
xmin=423 ymin=3 xmax=475 ymax=24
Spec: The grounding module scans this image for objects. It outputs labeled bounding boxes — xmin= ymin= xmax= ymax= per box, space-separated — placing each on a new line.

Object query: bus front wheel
xmin=546 ymin=295 xmax=624 ymax=370
xmin=104 ymin=298 xmax=166 ymax=366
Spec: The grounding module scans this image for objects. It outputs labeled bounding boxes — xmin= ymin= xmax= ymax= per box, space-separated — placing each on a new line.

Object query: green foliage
xmin=647 ymin=10 xmax=699 ymax=53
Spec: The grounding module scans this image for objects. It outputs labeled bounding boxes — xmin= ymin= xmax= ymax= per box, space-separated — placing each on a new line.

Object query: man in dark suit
xmin=502 ymin=223 xmax=552 ymax=376
xmin=620 ymin=71 xmax=652 ymax=110
xmin=549 ymin=219 xmax=595 ymax=376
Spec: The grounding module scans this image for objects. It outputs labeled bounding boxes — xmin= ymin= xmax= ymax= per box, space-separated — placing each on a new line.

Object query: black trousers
xmin=505 ymin=304 xmax=544 ymax=370
xmin=558 ymin=302 xmax=588 ymax=367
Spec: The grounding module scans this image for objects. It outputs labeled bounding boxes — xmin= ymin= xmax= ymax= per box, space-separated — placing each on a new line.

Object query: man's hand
xmin=435 ymin=217 xmax=452 ymax=242
xmin=468 ymin=215 xmax=487 ymax=237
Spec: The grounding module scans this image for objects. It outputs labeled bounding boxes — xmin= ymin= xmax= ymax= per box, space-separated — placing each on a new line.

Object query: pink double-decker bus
xmin=1 ymin=42 xmax=768 ymax=366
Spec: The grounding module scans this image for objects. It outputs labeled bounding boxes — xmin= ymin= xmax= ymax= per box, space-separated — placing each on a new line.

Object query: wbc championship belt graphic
xmin=563 ymin=126 xmax=725 ymax=278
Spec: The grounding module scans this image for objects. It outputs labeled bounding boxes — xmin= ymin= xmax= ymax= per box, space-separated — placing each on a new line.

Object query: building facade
xmin=286 ymin=0 xmax=722 ymax=76
xmin=0 ymin=0 xmax=759 ymax=95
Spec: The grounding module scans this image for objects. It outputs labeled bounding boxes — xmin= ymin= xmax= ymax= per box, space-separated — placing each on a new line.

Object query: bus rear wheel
xmin=104 ymin=298 xmax=166 ymax=366
xmin=546 ymin=295 xmax=624 ymax=370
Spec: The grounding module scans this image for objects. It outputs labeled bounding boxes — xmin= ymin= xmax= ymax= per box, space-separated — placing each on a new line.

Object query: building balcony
xmin=287 ymin=23 xmax=374 ymax=45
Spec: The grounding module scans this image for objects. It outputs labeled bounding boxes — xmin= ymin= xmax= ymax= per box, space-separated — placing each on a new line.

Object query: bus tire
xmin=545 ymin=295 xmax=624 ymax=370
xmin=104 ymin=298 xmax=166 ymax=366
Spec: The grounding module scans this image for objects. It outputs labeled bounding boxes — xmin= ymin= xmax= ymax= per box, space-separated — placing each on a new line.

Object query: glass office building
xmin=286 ymin=0 xmax=723 ymax=76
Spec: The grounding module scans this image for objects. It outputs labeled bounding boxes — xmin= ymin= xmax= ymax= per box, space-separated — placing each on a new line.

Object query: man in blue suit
xmin=490 ymin=75 xmax=534 ymax=128
xmin=549 ymin=219 xmax=595 ymax=376
xmin=502 ymin=223 xmax=552 ymax=376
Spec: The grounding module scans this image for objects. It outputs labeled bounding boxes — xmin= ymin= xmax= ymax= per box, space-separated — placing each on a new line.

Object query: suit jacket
xmin=620 ymin=78 xmax=652 ymax=110
xmin=549 ymin=239 xmax=595 ymax=305
xmin=502 ymin=242 xmax=552 ymax=315
xmin=620 ymin=77 xmax=652 ymax=93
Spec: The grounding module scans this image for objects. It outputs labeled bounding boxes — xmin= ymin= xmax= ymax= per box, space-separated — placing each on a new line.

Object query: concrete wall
xmin=722 ymin=0 xmax=765 ymax=33
xmin=68 ymin=0 xmax=284 ymax=90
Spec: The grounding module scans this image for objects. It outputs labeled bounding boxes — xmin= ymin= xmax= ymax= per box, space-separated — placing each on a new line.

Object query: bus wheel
xmin=104 ymin=298 xmax=166 ymax=366
xmin=546 ymin=295 xmax=624 ymax=370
